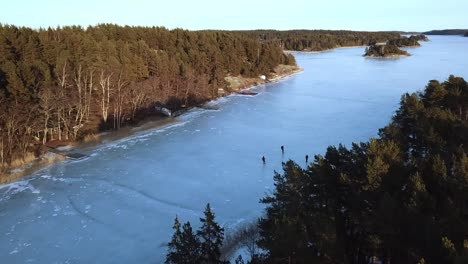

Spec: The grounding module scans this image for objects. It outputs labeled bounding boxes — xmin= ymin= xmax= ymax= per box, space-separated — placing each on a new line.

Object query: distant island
xmin=388 ymin=34 xmax=428 ymax=47
xmin=364 ymin=35 xmax=427 ymax=58
xmin=423 ymin=29 xmax=468 ymax=35
xmin=364 ymin=43 xmax=409 ymax=57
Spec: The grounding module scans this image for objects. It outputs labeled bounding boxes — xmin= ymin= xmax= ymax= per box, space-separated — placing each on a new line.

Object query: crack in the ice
xmin=67 ymin=195 xmax=105 ymax=225
xmin=91 ymin=178 xmax=195 ymax=212
xmin=67 ymin=195 xmax=135 ymax=239
xmin=113 ymin=182 xmax=194 ymax=211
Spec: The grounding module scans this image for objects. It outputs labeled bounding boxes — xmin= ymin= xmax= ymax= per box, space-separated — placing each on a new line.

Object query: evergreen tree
xmin=197 ymin=203 xmax=225 ymax=264
xmin=166 ymin=216 xmax=183 ymax=264
xmin=180 ymin=222 xmax=202 ymax=264
xmin=166 ymin=216 xmax=201 ymax=264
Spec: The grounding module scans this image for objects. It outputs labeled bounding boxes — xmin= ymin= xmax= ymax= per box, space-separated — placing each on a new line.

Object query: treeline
xmin=168 ymin=76 xmax=468 ymax=263
xmin=423 ymin=29 xmax=468 ymax=35
xmin=0 ymin=24 xmax=296 ymax=173
xmin=387 ymin=34 xmax=428 ymax=47
xmin=232 ymin=30 xmax=400 ymax=51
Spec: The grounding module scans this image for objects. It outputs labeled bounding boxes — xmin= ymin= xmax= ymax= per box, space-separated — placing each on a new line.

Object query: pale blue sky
xmin=1 ymin=0 xmax=466 ymax=31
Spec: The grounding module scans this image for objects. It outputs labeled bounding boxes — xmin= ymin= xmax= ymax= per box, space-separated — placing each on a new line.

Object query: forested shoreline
xmin=0 ymin=25 xmax=401 ymax=181
xmin=232 ymin=30 xmax=400 ymax=51
xmin=0 ymin=24 xmax=298 ymax=178
xmin=254 ymin=76 xmax=468 ymax=264
xmin=167 ymin=76 xmax=468 ymax=264
xmin=423 ymin=29 xmax=468 ymax=35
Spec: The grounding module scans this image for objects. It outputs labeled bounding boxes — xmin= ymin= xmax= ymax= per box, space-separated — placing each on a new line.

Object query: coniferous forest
xmin=167 ymin=76 xmax=468 ymax=264
xmin=0 ymin=25 xmax=401 ymax=177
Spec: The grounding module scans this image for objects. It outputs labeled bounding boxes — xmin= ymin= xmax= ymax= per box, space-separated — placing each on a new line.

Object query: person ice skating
xmin=262 ymin=156 xmax=266 ymax=164
xmin=281 ymin=145 xmax=284 ymax=154
xmin=305 ymin=154 xmax=309 ymax=163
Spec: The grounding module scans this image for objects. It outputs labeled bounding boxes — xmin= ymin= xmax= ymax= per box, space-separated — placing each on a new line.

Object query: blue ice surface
xmin=0 ymin=36 xmax=467 ymax=263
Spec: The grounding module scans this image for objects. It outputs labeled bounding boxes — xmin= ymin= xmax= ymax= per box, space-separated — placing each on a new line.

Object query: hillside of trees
xmin=232 ymin=30 xmax=400 ymax=51
xmin=423 ymin=29 xmax=468 ymax=35
xmin=168 ymin=75 xmax=468 ymax=264
xmin=0 ymin=24 xmax=297 ymax=176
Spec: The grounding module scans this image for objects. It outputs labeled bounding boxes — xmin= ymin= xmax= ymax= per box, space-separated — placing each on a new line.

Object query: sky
xmin=1 ymin=0 xmax=467 ymax=32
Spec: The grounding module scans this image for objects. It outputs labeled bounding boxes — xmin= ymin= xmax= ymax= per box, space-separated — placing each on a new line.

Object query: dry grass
xmin=9 ymin=152 xmax=36 ymax=168
xmin=273 ymin=64 xmax=300 ymax=75
xmin=0 ymin=152 xmax=65 ymax=184
xmin=83 ymin=133 xmax=100 ymax=143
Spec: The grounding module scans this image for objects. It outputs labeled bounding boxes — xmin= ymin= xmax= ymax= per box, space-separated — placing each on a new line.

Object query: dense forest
xmin=423 ymin=29 xmax=468 ymax=35
xmin=167 ymin=76 xmax=468 ymax=264
xmin=0 ymin=24 xmax=297 ymax=175
xmin=231 ymin=30 xmax=400 ymax=51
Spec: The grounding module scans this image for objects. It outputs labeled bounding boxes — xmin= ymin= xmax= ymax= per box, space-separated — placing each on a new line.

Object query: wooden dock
xmin=236 ymin=91 xmax=258 ymax=96
xmin=48 ymin=149 xmax=88 ymax=160
xmin=64 ymin=153 xmax=88 ymax=160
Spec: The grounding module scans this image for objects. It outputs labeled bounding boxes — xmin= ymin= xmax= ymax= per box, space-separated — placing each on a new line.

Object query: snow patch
xmin=40 ymin=175 xmax=82 ymax=183
xmin=0 ymin=179 xmax=40 ymax=201
xmin=56 ymin=145 xmax=74 ymax=151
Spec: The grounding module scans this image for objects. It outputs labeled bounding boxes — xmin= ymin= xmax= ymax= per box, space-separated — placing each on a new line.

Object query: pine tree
xmin=166 ymin=216 xmax=201 ymax=264
xmin=180 ymin=221 xmax=201 ymax=264
xmin=197 ymin=203 xmax=225 ymax=264
xmin=166 ymin=216 xmax=183 ymax=264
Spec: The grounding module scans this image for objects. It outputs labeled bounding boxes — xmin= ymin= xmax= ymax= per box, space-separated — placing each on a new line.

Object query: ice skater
xmin=262 ymin=156 xmax=266 ymax=164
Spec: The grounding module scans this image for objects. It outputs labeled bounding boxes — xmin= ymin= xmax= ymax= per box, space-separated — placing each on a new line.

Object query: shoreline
xmin=364 ymin=53 xmax=411 ymax=58
xmin=284 ymin=45 xmax=367 ymax=54
xmin=0 ymin=67 xmax=301 ymax=185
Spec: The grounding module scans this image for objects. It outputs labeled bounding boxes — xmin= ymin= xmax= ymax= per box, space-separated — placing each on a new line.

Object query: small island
xmin=364 ymin=35 xmax=427 ymax=58
xmin=364 ymin=43 xmax=409 ymax=58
